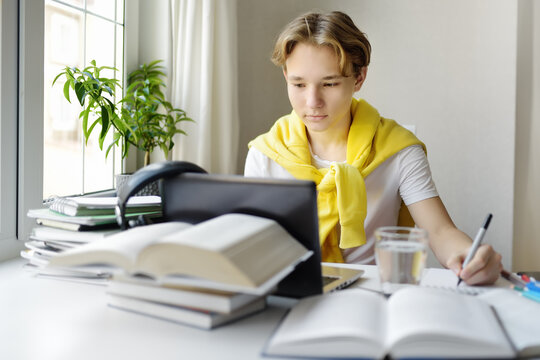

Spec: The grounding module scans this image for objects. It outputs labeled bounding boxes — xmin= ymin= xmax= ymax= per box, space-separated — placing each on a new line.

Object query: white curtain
xmin=168 ymin=0 xmax=239 ymax=174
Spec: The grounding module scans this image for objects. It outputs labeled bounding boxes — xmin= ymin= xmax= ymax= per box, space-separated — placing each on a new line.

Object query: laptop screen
xmin=160 ymin=173 xmax=323 ymax=298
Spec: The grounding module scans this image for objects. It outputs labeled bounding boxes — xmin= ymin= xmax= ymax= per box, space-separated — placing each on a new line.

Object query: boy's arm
xmin=407 ymin=196 xmax=502 ymax=285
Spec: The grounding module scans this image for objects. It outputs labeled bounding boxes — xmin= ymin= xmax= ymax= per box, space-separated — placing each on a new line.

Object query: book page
xmin=479 ymin=289 xmax=540 ymax=357
xmin=141 ymin=214 xmax=309 ymax=287
xmin=155 ymin=213 xmax=270 ymax=252
xmin=386 ymin=287 xmax=515 ymax=358
xmin=48 ymin=222 xmax=191 ymax=272
xmin=265 ymin=289 xmax=387 ymax=359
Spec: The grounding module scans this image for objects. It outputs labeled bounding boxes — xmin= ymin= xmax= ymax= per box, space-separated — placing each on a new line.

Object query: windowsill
xmin=0 ymin=238 xmax=25 ymax=263
xmin=81 ymin=189 xmax=117 ymax=197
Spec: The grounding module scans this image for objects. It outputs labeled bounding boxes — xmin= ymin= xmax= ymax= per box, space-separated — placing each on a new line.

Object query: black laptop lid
xmin=160 ymin=173 xmax=323 ymax=298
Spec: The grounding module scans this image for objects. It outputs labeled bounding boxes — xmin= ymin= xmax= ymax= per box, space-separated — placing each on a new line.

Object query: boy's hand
xmin=447 ymin=244 xmax=502 ymax=285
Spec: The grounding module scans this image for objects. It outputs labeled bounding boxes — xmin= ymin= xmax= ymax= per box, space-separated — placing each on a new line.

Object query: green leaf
xmin=52 ymin=72 xmax=66 ymax=86
xmin=87 ymin=118 xmax=100 ymax=140
xmin=105 ymin=141 xmax=115 ymax=158
xmin=159 ymin=143 xmax=168 ymax=157
xmin=74 ymin=82 xmax=87 ymax=105
xmin=99 ymin=106 xmax=110 ymax=149
xmin=62 ymin=81 xmax=72 ymax=103
xmin=81 ymin=109 xmax=90 ymax=141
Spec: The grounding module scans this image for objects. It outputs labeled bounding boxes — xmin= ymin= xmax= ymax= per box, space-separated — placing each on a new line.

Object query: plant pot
xmin=115 ymin=173 xmax=160 ymax=197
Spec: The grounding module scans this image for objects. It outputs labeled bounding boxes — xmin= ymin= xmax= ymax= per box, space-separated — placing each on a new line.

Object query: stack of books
xmin=107 ymin=274 xmax=268 ymax=329
xmin=46 ymin=213 xmax=313 ymax=329
xmin=22 ymin=195 xmax=162 ymax=283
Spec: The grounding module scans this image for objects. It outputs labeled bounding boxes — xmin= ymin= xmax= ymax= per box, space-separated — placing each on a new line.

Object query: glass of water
xmin=374 ymin=226 xmax=428 ymax=295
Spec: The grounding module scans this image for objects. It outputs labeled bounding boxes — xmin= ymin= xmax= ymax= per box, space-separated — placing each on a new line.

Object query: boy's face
xmin=283 ymin=43 xmax=366 ymax=135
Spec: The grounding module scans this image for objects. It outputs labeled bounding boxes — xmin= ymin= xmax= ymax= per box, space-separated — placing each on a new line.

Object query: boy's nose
xmin=306 ymin=87 xmax=324 ymax=109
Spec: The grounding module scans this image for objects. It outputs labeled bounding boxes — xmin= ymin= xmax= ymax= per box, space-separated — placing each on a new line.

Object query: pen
xmin=526 ymin=282 xmax=540 ymax=293
xmin=501 ymin=269 xmax=528 ymax=288
xmin=457 ymin=213 xmax=493 ymax=286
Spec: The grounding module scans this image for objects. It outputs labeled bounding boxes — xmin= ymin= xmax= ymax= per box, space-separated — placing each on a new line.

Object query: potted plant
xmin=53 ymin=59 xmax=192 ymax=166
xmin=53 ymin=60 xmax=192 ymax=194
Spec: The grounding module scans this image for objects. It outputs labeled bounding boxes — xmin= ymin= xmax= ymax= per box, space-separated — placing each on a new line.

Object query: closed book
xmin=108 ymin=274 xmax=260 ymax=314
xmin=49 ymin=196 xmax=161 ymax=216
xmin=31 ymin=226 xmax=119 ymax=243
xmin=20 ymin=247 xmax=112 ymax=278
xmin=48 ymin=214 xmax=312 ymax=291
xmin=25 ymin=240 xmax=62 ymax=257
xmin=35 ymin=218 xmax=118 ymax=232
xmin=28 ymin=208 xmax=162 ymax=228
xmin=107 ymin=294 xmax=266 ymax=330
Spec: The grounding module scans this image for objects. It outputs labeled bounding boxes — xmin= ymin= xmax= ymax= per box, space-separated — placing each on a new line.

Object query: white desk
xmin=0 ymin=258 xmax=509 ymax=360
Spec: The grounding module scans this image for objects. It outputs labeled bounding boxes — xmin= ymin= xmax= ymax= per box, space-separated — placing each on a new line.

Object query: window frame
xmin=0 ymin=0 xmax=21 ymax=261
xmin=16 ymin=0 xmax=46 ymax=253
xmin=0 ymin=0 xmax=137 ymax=261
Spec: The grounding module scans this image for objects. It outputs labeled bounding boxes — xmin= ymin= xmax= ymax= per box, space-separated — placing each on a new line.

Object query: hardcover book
xmin=108 ymin=294 xmax=266 ymax=330
xmin=108 ymin=274 xmax=261 ymax=314
xmin=48 ymin=213 xmax=311 ymax=290
xmin=264 ymin=287 xmax=516 ymax=359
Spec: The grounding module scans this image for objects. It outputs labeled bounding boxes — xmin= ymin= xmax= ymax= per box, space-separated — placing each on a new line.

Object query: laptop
xmin=160 ymin=172 xmax=363 ymax=298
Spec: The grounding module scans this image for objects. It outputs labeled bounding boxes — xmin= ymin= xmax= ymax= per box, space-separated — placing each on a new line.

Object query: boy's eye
xmin=292 ymin=83 xmax=305 ymax=88
xmin=323 ymin=82 xmax=340 ymax=87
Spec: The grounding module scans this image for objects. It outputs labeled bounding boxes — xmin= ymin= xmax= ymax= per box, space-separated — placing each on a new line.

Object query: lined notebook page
xmin=420 ymin=268 xmax=487 ymax=295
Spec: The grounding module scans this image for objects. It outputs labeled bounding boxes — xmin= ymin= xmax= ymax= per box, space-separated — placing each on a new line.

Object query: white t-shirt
xmin=244 ymin=144 xmax=438 ymax=264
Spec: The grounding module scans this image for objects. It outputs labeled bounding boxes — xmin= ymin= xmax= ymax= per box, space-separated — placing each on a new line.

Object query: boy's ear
xmin=354 ymin=66 xmax=368 ymax=91
xmin=283 ymin=68 xmax=288 ymax=81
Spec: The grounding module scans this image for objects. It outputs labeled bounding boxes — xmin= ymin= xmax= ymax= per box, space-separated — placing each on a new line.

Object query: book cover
xmin=28 ymin=208 xmax=162 ymax=226
xmin=31 ymin=226 xmax=119 ymax=243
xmin=108 ymin=274 xmax=261 ymax=314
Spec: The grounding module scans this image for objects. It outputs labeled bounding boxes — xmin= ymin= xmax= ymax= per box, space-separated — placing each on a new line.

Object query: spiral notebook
xmin=420 ymin=268 xmax=489 ymax=295
xmin=47 ymin=195 xmax=161 ymax=216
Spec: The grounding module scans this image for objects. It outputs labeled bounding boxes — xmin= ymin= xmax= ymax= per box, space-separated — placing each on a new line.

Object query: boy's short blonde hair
xmin=271 ymin=11 xmax=371 ymax=77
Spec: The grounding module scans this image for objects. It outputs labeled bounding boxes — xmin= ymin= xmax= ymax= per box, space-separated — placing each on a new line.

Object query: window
xmin=0 ymin=0 xmax=134 ymax=260
xmin=43 ymin=0 xmax=124 ymax=198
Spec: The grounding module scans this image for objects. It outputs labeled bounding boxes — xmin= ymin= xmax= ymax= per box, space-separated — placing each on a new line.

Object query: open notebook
xmin=160 ymin=173 xmax=363 ymax=298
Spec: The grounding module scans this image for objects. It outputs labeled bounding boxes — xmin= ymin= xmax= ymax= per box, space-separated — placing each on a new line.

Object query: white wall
xmin=514 ymin=0 xmax=540 ymax=271
xmin=237 ymin=0 xmax=517 ymax=269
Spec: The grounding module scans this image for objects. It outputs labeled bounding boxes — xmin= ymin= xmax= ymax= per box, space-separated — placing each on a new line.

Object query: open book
xmin=264 ymin=287 xmax=516 ymax=359
xmin=478 ymin=289 xmax=540 ymax=358
xmin=48 ymin=213 xmax=311 ymax=291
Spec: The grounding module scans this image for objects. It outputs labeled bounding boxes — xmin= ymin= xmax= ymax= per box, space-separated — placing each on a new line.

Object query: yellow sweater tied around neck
xmin=248 ymin=99 xmax=425 ymax=263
